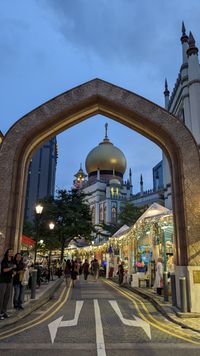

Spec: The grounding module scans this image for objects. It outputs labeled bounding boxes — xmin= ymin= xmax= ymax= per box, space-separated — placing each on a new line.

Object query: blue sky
xmin=1 ymin=0 xmax=200 ymax=193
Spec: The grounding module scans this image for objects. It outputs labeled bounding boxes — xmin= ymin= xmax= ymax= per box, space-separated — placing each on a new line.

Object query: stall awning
xmin=112 ymin=224 xmax=131 ymax=238
xmin=21 ymin=234 xmax=36 ymax=247
xmin=136 ymin=203 xmax=171 ymax=222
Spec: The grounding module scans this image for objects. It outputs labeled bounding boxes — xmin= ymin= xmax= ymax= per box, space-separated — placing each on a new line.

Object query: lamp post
xmin=34 ymin=204 xmax=43 ymax=264
xmin=48 ymin=222 xmax=55 ymax=281
xmin=161 ymin=225 xmax=168 ymax=301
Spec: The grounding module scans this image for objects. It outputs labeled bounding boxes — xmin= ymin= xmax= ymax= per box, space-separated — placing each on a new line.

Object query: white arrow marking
xmin=48 ymin=300 xmax=84 ymax=343
xmin=109 ymin=300 xmax=151 ymax=340
xmin=94 ymin=299 xmax=106 ymax=356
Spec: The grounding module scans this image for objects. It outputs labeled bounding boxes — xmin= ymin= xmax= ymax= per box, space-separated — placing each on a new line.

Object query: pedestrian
xmin=118 ymin=261 xmax=124 ymax=286
xmin=71 ymin=260 xmax=78 ymax=288
xmin=13 ymin=253 xmax=25 ymax=310
xmin=92 ymin=259 xmax=99 ymax=281
xmin=64 ymin=259 xmax=71 ymax=287
xmin=56 ymin=260 xmax=62 ymax=278
xmin=0 ymin=248 xmax=15 ymax=320
xmin=154 ymin=257 xmax=163 ymax=295
xmin=82 ymin=259 xmax=89 ymax=280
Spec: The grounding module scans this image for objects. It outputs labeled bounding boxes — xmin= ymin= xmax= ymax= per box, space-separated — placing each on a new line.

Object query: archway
xmin=0 ymin=79 xmax=200 ymax=311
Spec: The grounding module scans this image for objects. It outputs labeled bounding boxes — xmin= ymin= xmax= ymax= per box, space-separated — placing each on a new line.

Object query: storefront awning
xmin=21 ymin=234 xmax=36 ymax=247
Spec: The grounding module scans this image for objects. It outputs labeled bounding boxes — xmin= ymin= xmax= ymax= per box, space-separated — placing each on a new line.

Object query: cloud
xmin=43 ymin=0 xmax=179 ymax=67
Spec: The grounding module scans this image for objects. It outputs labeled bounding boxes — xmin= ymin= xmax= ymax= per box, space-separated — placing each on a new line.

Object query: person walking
xmin=0 ymin=248 xmax=15 ymax=320
xmin=64 ymin=259 xmax=71 ymax=287
xmin=71 ymin=260 xmax=78 ymax=288
xmin=82 ymin=259 xmax=89 ymax=281
xmin=154 ymin=257 xmax=164 ymax=295
xmin=118 ymin=261 xmax=124 ymax=286
xmin=13 ymin=253 xmax=25 ymax=310
xmin=92 ymin=259 xmax=99 ymax=281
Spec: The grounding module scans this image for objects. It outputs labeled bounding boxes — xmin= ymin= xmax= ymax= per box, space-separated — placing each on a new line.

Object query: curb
xmin=0 ymin=278 xmax=63 ymax=330
xmin=110 ymin=278 xmax=200 ymax=334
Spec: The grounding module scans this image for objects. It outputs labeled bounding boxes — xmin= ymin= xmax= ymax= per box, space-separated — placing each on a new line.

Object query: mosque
xmin=73 ymin=123 xmax=164 ymax=229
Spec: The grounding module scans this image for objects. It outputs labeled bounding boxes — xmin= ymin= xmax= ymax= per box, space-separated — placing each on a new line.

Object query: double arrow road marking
xmin=48 ymin=299 xmax=151 ymax=349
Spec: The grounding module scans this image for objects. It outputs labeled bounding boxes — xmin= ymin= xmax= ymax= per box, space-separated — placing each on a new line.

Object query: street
xmin=0 ymin=277 xmax=200 ymax=355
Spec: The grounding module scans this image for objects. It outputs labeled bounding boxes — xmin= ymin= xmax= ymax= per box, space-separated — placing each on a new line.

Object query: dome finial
xmin=105 ymin=123 xmax=108 ymax=139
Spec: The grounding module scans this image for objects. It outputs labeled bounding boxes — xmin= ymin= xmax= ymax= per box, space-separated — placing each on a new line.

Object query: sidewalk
xmin=111 ymin=278 xmax=200 ymax=333
xmin=0 ymin=277 xmax=63 ymax=329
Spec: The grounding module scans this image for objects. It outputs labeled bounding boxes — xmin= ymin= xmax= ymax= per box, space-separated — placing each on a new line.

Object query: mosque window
xmin=111 ymin=187 xmax=114 ymax=197
xmin=99 ymin=206 xmax=103 ymax=223
xmin=91 ymin=206 xmax=95 ymax=224
xmin=111 ymin=206 xmax=117 ymax=224
xmin=104 ymin=205 xmax=106 ymax=223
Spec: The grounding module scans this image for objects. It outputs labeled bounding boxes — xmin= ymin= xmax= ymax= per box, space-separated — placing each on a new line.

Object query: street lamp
xmin=48 ymin=222 xmax=55 ymax=281
xmin=49 ymin=222 xmax=55 ymax=230
xmin=34 ymin=204 xmax=43 ymax=263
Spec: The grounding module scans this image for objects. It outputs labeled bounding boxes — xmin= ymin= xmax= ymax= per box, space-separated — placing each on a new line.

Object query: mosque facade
xmin=73 ymin=123 xmax=164 ymax=229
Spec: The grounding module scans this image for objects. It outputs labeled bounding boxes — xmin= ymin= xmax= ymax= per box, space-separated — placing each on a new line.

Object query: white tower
xmin=163 ymin=23 xmax=200 ymax=209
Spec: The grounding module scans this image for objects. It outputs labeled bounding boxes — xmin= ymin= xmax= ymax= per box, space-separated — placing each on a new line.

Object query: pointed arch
xmin=0 ymin=78 xmax=199 ymax=271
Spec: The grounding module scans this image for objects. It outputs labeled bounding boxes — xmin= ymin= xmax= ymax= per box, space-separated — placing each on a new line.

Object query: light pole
xmin=161 ymin=224 xmax=168 ymax=301
xmin=34 ymin=204 xmax=43 ymax=264
xmin=48 ymin=222 xmax=55 ymax=281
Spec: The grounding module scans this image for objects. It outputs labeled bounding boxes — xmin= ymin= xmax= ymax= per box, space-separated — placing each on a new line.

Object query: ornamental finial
xmin=105 ymin=123 xmax=108 ymax=139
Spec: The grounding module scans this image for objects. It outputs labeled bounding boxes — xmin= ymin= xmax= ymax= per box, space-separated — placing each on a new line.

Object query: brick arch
xmin=0 ymin=79 xmax=200 ymax=277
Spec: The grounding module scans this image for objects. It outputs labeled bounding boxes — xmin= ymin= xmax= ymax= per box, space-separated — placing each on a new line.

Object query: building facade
xmin=163 ymin=23 xmax=200 ymax=208
xmin=73 ymin=124 xmax=164 ymax=235
xmin=24 ymin=138 xmax=57 ymax=222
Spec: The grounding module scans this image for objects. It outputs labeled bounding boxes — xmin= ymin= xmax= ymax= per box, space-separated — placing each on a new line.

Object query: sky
xmin=1 ymin=0 xmax=200 ymax=193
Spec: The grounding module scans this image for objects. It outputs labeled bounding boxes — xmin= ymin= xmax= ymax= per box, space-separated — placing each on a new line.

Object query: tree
xmin=118 ymin=202 xmax=144 ymax=226
xmin=37 ymin=189 xmax=93 ymax=261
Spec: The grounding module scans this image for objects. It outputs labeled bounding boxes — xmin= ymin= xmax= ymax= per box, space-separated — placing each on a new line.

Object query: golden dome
xmin=85 ymin=124 xmax=127 ymax=175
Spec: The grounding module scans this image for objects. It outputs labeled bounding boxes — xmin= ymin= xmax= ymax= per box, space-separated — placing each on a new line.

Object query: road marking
xmin=109 ymin=300 xmax=151 ymax=340
xmin=94 ymin=299 xmax=106 ymax=356
xmin=0 ymin=282 xmax=71 ymax=341
xmin=103 ymin=279 xmax=200 ymax=345
xmin=48 ymin=300 xmax=84 ymax=344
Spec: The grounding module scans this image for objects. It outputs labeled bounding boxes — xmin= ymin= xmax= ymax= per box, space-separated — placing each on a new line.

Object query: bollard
xmin=170 ymin=273 xmax=177 ymax=306
xmin=163 ymin=271 xmax=169 ymax=302
xmin=31 ymin=270 xmax=37 ymax=299
xmin=179 ymin=276 xmax=187 ymax=313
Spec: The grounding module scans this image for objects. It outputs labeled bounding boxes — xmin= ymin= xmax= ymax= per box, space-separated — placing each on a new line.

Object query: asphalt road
xmin=0 ymin=276 xmax=200 ymax=356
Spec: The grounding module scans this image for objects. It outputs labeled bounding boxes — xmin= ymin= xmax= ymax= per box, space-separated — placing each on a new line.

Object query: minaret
xmin=180 ymin=21 xmax=189 ymax=64
xmin=73 ymin=163 xmax=87 ymax=189
xmin=129 ymin=168 xmax=133 ymax=194
xmin=163 ymin=79 xmax=170 ymax=110
xmin=140 ymin=174 xmax=143 ymax=197
xmin=187 ymin=31 xmax=200 ymax=145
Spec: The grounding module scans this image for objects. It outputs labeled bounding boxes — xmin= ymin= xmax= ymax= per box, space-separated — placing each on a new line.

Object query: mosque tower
xmin=163 ymin=22 xmax=200 ymax=209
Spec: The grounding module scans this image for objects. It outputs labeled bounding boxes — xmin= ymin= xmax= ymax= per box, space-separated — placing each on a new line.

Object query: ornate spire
xmin=181 ymin=21 xmax=188 ymax=44
xmin=164 ymin=78 xmax=170 ymax=96
xmin=187 ymin=31 xmax=198 ymax=56
xmin=182 ymin=21 xmax=186 ymax=36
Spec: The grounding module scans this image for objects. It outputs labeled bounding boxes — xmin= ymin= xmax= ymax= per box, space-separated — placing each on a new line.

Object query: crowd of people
xmin=63 ymin=258 xmax=101 ymax=287
xmin=0 ymin=248 xmax=104 ymax=320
